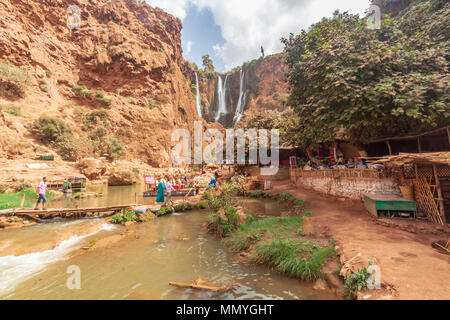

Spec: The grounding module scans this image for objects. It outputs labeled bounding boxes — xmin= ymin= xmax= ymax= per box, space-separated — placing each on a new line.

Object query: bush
xmin=111 ymin=210 xmax=138 ymax=224
xmin=253 ymin=239 xmax=335 ymax=280
xmin=13 ymin=182 xmax=31 ymax=192
xmin=73 ymin=85 xmax=93 ymax=98
xmin=344 ymin=268 xmax=370 ymax=299
xmin=102 ymin=136 xmax=124 ymax=160
xmin=33 ymin=117 xmax=72 ymax=144
xmin=3 ymin=105 xmax=21 ymax=116
xmin=0 ymin=61 xmax=32 ymax=84
xmin=54 ymin=133 xmax=80 ymax=161
xmin=273 ymin=192 xmax=306 ymax=206
xmin=83 ymin=109 xmax=109 ymax=128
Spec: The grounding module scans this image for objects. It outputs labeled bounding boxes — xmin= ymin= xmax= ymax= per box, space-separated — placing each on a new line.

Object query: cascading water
xmin=195 ymin=72 xmax=202 ymax=118
xmin=233 ymin=70 xmax=247 ymax=125
xmin=215 ymin=74 xmax=229 ymax=122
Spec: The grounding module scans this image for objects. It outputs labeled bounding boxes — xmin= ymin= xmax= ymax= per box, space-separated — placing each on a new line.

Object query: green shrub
xmin=253 ymin=239 xmax=335 ymax=280
xmin=273 ymin=192 xmax=306 ymax=206
xmin=0 ymin=61 xmax=32 ymax=84
xmin=53 ymin=133 xmax=79 ymax=161
xmin=344 ymin=267 xmax=370 ymax=299
xmin=3 ymin=105 xmax=21 ymax=116
xmin=157 ymin=206 xmax=174 ymax=216
xmin=203 ymin=192 xmax=234 ymax=211
xmin=73 ymin=85 xmax=93 ymax=98
xmin=84 ymin=109 xmax=109 ymax=127
xmin=111 ymin=210 xmax=139 ymax=224
xmin=33 ymin=117 xmax=72 ymax=144
xmin=13 ymin=182 xmax=31 ymax=192
xmin=102 ymin=136 xmax=124 ymax=160
xmin=40 ymin=84 xmax=49 ymax=92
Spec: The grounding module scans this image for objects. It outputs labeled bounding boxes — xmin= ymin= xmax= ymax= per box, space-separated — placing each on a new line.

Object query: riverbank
xmin=269 ymin=180 xmax=450 ymax=300
xmin=202 ymin=184 xmax=348 ymax=298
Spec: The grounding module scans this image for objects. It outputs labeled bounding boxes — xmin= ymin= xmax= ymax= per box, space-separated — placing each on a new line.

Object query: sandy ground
xmin=270 ymin=180 xmax=450 ymax=300
xmin=0 ymin=158 xmax=82 ymax=186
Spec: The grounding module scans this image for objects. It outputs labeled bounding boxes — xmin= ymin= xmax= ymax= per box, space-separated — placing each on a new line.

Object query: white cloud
xmin=147 ymin=0 xmax=371 ymax=70
xmin=146 ymin=0 xmax=190 ymax=20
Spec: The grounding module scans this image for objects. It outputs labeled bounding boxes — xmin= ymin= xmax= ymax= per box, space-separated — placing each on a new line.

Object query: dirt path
xmin=270 ymin=180 xmax=450 ymax=300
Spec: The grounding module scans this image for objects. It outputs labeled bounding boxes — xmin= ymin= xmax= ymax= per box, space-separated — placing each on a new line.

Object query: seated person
xmin=207 ymin=176 xmax=217 ymax=189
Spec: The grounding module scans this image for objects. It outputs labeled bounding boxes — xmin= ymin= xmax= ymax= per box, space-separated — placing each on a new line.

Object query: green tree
xmin=282 ymin=1 xmax=449 ymax=148
xmin=202 ymin=54 xmax=215 ymax=74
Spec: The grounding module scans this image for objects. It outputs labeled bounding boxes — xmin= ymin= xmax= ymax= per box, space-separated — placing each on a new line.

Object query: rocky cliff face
xmin=0 ymin=0 xmax=204 ymax=166
xmin=189 ymin=54 xmax=290 ymax=128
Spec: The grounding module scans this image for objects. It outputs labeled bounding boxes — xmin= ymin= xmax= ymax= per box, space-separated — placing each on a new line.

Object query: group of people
xmin=155 ymin=172 xmax=218 ymax=207
xmin=155 ymin=176 xmax=186 ymax=206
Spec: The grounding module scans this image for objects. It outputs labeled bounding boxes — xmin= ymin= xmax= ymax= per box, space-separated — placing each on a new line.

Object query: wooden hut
xmin=375 ymin=152 xmax=450 ymax=225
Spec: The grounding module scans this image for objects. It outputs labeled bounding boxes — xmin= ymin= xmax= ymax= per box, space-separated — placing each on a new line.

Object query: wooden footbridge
xmin=3 ymin=204 xmax=136 ymax=222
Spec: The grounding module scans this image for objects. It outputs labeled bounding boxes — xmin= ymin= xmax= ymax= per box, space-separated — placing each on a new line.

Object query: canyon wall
xmin=0 ymin=0 xmax=205 ymax=166
xmin=189 ymin=54 xmax=290 ymax=128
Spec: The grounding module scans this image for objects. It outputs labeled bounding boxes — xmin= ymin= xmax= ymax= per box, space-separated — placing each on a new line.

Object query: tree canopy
xmin=202 ymin=54 xmax=215 ymax=74
xmin=282 ymin=0 xmax=449 ymax=148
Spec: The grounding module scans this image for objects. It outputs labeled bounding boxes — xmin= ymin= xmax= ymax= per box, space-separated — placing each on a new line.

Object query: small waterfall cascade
xmin=233 ymin=69 xmax=247 ymax=125
xmin=215 ymin=74 xmax=229 ymax=122
xmin=195 ymin=72 xmax=202 ymax=118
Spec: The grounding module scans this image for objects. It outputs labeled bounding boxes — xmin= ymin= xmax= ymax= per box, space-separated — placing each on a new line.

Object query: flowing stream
xmin=0 ymin=186 xmax=337 ymax=300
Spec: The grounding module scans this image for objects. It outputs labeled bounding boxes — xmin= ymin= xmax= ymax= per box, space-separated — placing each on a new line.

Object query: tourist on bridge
xmin=34 ymin=177 xmax=48 ymax=210
xmin=164 ymin=176 xmax=175 ymax=207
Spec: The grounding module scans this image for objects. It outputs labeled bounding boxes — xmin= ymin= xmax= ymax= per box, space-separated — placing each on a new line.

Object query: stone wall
xmin=247 ymin=167 xmax=290 ymax=181
xmin=292 ymin=174 xmax=401 ymax=200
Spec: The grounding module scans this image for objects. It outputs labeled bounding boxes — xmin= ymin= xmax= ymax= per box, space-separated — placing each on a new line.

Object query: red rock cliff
xmin=0 ymin=0 xmax=203 ymax=166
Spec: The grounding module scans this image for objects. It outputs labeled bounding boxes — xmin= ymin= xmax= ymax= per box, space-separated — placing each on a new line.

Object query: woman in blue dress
xmin=156 ymin=179 xmax=166 ymax=204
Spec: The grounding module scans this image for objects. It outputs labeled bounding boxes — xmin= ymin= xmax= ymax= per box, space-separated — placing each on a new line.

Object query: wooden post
xmin=19 ymin=193 xmax=25 ymax=209
xmin=433 ymin=164 xmax=446 ymax=224
xmin=447 ymin=127 xmax=450 ymax=148
xmin=417 ymin=137 xmax=422 ymax=153
xmin=386 ymin=141 xmax=392 ymax=155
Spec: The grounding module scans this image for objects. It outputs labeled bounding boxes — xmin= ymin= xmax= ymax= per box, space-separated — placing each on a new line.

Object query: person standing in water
xmin=34 ymin=177 xmax=48 ymax=210
xmin=156 ymin=178 xmax=166 ymax=204
xmin=164 ymin=176 xmax=175 ymax=207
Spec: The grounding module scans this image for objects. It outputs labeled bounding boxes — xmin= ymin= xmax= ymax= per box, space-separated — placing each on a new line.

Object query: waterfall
xmin=215 ymin=74 xmax=229 ymax=122
xmin=195 ymin=72 xmax=202 ymax=118
xmin=233 ymin=70 xmax=247 ymax=125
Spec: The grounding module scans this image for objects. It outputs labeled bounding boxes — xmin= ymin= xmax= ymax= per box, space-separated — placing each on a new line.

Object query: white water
xmin=0 ymin=223 xmax=115 ymax=294
xmin=215 ymin=75 xmax=229 ymax=122
xmin=195 ymin=72 xmax=202 ymax=118
xmin=233 ymin=70 xmax=247 ymax=125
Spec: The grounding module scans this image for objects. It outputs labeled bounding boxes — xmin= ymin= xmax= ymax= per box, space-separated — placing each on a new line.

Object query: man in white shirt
xmin=34 ymin=177 xmax=48 ymax=210
xmin=164 ymin=176 xmax=175 ymax=207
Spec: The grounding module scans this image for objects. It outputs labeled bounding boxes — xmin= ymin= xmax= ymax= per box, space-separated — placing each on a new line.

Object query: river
xmin=0 ymin=185 xmax=337 ymax=300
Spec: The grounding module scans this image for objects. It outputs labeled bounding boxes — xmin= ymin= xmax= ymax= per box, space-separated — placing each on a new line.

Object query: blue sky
xmin=181 ymin=4 xmax=226 ymax=72
xmin=147 ymin=0 xmax=371 ymax=73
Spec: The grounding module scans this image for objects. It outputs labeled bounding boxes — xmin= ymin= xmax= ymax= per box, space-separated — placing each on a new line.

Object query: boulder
xmin=78 ymin=158 xmax=107 ymax=181
xmin=108 ymin=170 xmax=137 ymax=186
